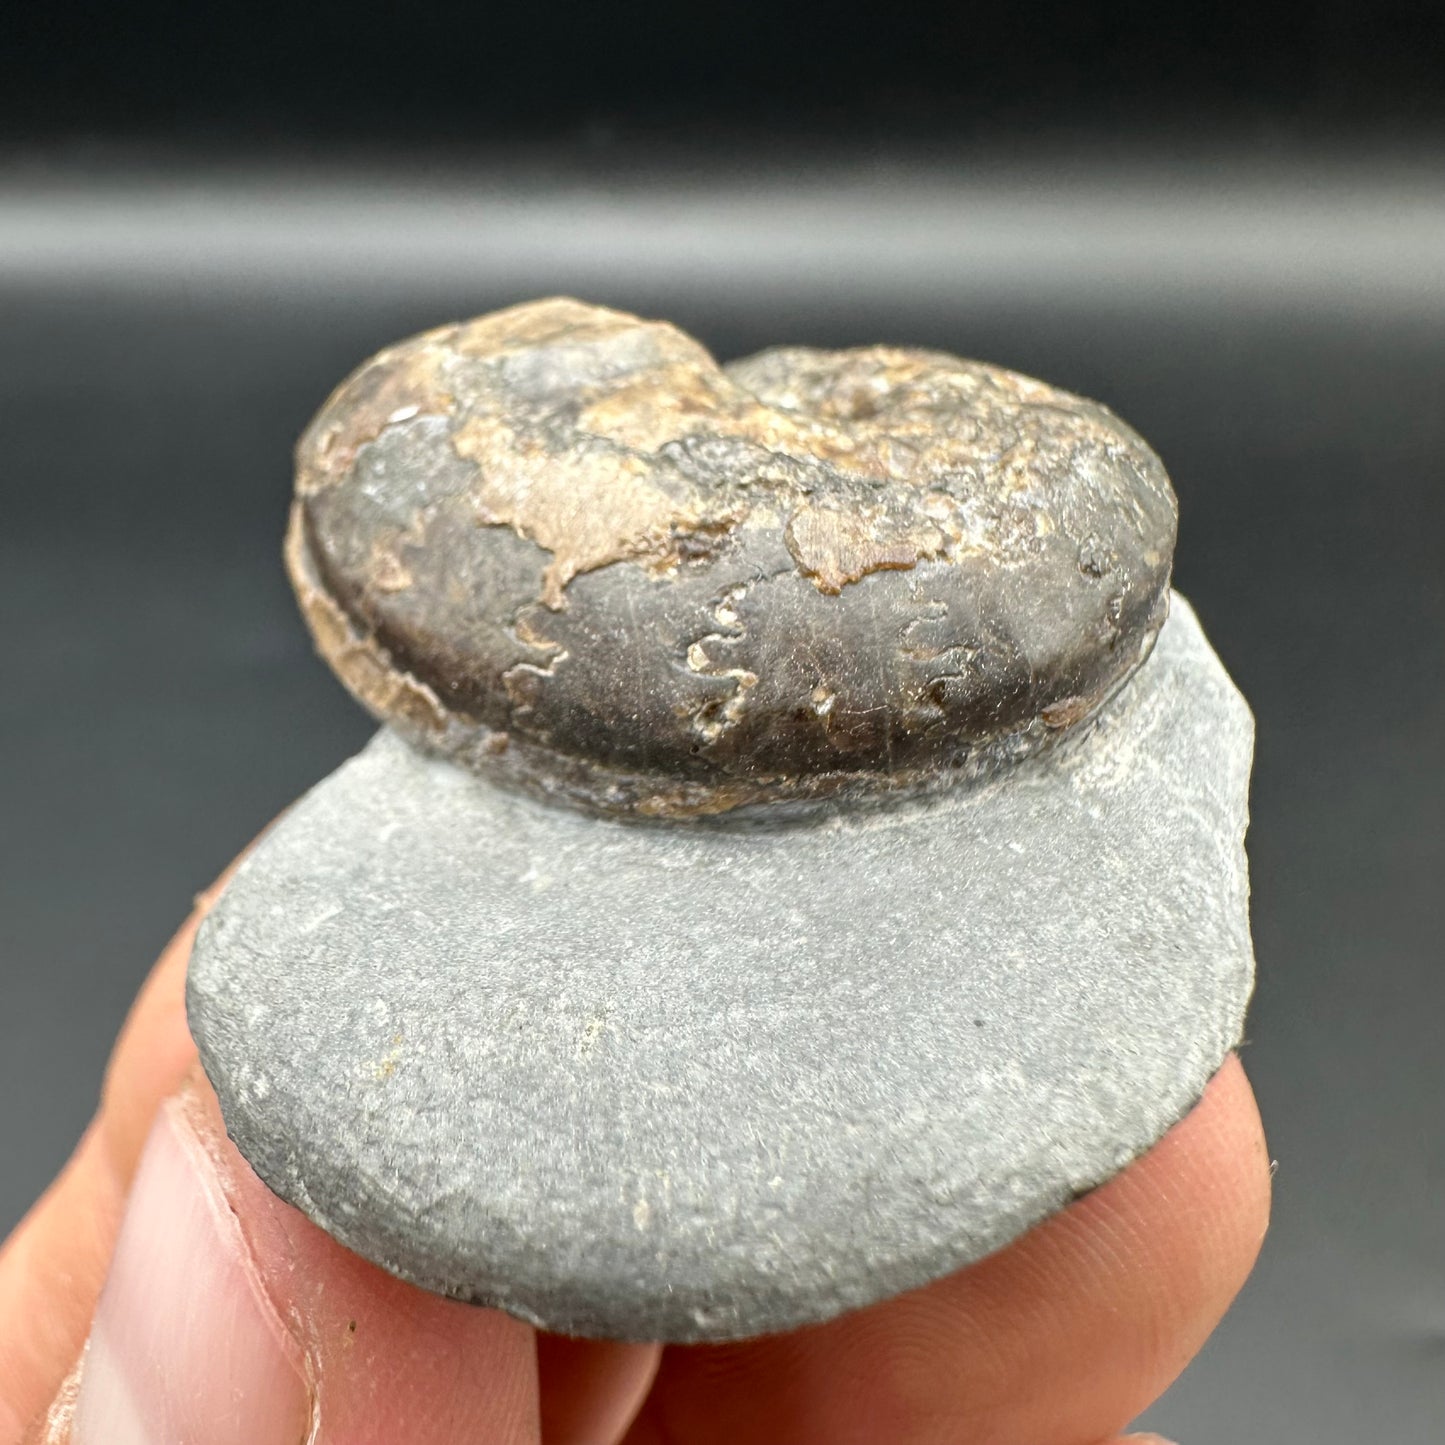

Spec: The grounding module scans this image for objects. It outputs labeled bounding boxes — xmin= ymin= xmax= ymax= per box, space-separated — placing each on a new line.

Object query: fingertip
xmin=1 ymin=885 xmax=228 ymax=1438
xmin=0 ymin=1126 xmax=128 ymax=1439
xmin=636 ymin=1053 xmax=1270 ymax=1445
xmin=67 ymin=1095 xmax=312 ymax=1445
xmin=1083 ymin=1053 xmax=1270 ymax=1349
xmin=177 ymin=1078 xmax=541 ymax=1444
xmin=940 ymin=1051 xmax=1271 ymax=1431
xmin=537 ymin=1334 xmax=661 ymax=1445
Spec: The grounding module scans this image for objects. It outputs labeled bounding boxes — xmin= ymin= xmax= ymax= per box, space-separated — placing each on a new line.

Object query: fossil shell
xmin=289 ymin=298 xmax=1177 ymax=815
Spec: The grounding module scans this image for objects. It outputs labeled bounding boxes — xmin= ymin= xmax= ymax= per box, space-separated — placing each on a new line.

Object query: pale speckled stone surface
xmin=187 ymin=593 xmax=1254 ymax=1342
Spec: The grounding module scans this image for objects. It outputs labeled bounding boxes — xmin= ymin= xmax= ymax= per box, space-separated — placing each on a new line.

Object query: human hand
xmin=1 ymin=862 xmax=1270 ymax=1445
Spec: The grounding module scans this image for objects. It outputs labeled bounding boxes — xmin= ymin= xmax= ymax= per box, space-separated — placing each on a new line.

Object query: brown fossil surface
xmin=288 ymin=298 xmax=1177 ymax=816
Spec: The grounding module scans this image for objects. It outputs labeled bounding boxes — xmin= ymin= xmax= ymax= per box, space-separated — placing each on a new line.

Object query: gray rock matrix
xmin=188 ymin=594 xmax=1254 ymax=1342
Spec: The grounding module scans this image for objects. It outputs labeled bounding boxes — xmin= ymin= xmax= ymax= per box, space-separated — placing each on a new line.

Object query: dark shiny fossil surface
xmin=289 ymin=299 xmax=1177 ymax=816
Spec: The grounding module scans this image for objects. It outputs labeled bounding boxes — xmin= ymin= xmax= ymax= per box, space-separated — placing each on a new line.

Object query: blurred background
xmin=2 ymin=2 xmax=1442 ymax=1438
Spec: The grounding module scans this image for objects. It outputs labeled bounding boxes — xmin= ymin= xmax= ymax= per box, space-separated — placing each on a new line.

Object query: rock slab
xmin=188 ymin=595 xmax=1254 ymax=1342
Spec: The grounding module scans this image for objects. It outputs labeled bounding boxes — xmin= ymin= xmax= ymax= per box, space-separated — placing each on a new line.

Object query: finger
xmin=624 ymin=1054 xmax=1270 ymax=1445
xmin=537 ymin=1335 xmax=661 ymax=1445
xmin=1 ymin=867 xmax=651 ymax=1445
xmin=0 ymin=894 xmax=214 ymax=1439
xmin=0 ymin=871 xmax=540 ymax=1445
xmin=33 ymin=1077 xmax=540 ymax=1445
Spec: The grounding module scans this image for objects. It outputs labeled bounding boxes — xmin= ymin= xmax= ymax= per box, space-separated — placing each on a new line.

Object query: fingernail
xmin=70 ymin=1098 xmax=312 ymax=1445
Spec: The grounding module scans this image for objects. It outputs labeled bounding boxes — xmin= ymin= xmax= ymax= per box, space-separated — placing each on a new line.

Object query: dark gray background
xmin=4 ymin=155 xmax=1442 ymax=1442
xmin=3 ymin=2 xmax=1444 ymax=1437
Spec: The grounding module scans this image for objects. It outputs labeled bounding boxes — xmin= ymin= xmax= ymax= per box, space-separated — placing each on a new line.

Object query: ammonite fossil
xmin=189 ymin=300 xmax=1254 ymax=1341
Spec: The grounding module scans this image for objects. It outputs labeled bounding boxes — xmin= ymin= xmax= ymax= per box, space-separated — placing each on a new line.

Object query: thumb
xmin=0 ymin=869 xmax=540 ymax=1445
xmin=28 ymin=1078 xmax=538 ymax=1445
xmin=0 ymin=886 xmax=215 ymax=1438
